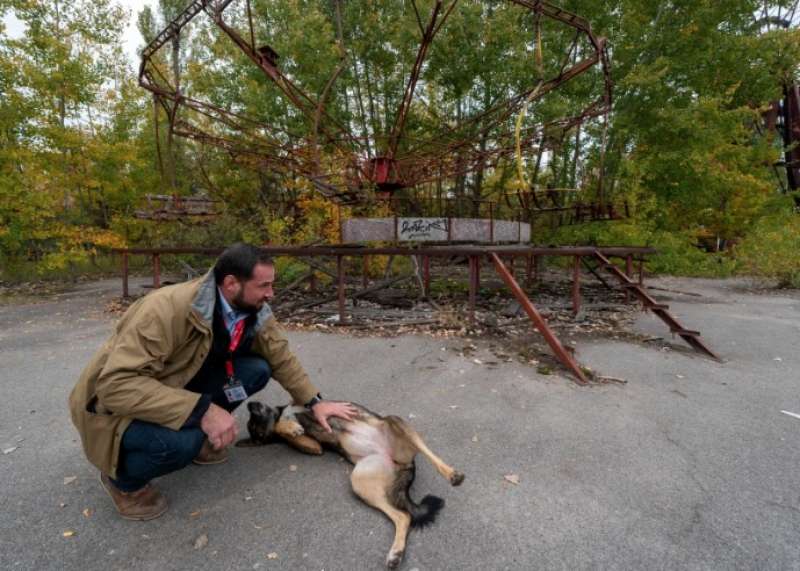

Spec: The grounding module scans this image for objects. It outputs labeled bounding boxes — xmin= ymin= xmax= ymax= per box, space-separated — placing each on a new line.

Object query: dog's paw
xmin=275 ymin=419 xmax=305 ymax=439
xmin=386 ymin=549 xmax=404 ymax=569
xmin=450 ymin=471 xmax=465 ymax=486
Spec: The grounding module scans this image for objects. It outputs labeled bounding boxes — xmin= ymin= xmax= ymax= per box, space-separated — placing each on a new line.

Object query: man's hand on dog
xmin=201 ymin=403 xmax=239 ymax=449
xmin=312 ymin=401 xmax=359 ymax=432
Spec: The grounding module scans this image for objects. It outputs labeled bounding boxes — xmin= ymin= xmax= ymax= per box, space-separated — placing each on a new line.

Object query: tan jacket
xmin=68 ymin=270 xmax=319 ymax=478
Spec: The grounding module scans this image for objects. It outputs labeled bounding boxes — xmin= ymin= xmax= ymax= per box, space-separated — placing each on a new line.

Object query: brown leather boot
xmin=99 ymin=474 xmax=168 ymax=521
xmin=192 ymin=439 xmax=229 ymax=465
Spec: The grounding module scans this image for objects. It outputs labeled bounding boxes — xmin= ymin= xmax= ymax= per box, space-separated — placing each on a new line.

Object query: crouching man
xmin=69 ymin=243 xmax=357 ymax=520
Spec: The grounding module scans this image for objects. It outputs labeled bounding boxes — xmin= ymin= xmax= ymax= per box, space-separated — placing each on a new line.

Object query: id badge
xmin=223 ymin=378 xmax=248 ymax=403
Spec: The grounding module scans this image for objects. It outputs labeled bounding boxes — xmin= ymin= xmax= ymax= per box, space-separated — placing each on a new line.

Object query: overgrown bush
xmin=734 ymin=206 xmax=800 ymax=288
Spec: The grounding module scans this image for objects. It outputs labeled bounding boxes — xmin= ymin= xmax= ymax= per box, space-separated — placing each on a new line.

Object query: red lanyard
xmin=225 ymin=320 xmax=246 ymax=379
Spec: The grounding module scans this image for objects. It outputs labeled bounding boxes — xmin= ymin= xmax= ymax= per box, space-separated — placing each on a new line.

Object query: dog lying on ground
xmin=238 ymin=401 xmax=464 ymax=569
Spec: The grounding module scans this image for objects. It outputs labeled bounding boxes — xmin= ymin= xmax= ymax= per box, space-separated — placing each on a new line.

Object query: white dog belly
xmin=341 ymin=421 xmax=392 ymax=464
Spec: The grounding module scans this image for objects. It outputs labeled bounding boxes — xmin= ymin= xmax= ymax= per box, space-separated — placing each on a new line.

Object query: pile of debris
xmin=104 ymin=263 xmax=658 ymax=375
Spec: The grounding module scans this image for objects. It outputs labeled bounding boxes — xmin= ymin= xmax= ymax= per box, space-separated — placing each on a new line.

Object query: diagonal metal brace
xmin=489 ymin=252 xmax=588 ymax=384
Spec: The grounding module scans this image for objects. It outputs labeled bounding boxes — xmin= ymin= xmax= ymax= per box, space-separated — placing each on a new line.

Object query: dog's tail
xmin=408 ymin=494 xmax=445 ymax=528
xmin=390 ymin=463 xmax=446 ymax=528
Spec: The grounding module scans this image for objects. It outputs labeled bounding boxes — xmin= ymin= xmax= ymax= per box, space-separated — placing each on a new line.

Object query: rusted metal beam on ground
xmin=489 ymin=252 xmax=588 ymax=384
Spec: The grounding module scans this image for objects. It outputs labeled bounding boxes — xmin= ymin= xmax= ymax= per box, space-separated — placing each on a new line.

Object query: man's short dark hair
xmin=213 ymin=243 xmax=274 ymax=285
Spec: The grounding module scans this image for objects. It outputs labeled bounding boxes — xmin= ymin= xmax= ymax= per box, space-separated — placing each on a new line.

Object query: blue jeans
xmin=111 ymin=356 xmax=271 ymax=492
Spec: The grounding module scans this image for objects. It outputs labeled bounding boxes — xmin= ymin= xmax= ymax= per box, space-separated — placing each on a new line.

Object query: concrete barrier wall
xmin=341 ymin=217 xmax=530 ymax=243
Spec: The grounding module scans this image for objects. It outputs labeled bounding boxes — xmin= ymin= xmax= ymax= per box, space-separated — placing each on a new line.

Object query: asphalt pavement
xmin=1 ymin=275 xmax=799 ymax=571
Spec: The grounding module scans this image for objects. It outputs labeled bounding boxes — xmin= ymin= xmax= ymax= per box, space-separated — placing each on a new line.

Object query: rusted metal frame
xmin=625 ymin=254 xmax=633 ymax=302
xmin=245 ymin=0 xmax=255 ymax=49
xmin=394 ymin=24 xmax=604 ymax=161
xmin=173 ymin=123 xmax=304 ymax=168
xmin=402 ymin=97 xmax=609 ymax=170
xmin=153 ymin=254 xmax=162 ymax=289
xmin=387 ymin=0 xmax=446 ymax=159
xmin=525 ymin=254 xmax=534 ymax=285
xmin=572 ymin=255 xmax=581 ymax=315
xmin=337 ymin=255 xmax=347 ymax=323
xmin=519 ymin=0 xmax=592 ymax=34
xmin=175 ymin=129 xmax=304 ymax=174
xmin=488 ymin=202 xmax=495 ymax=243
xmin=211 ymin=17 xmax=361 ymax=156
xmin=139 ymin=0 xmax=213 ymax=61
xmin=468 ymin=255 xmax=479 ymax=323
xmin=176 ymin=98 xmax=294 ymax=145
xmin=409 ymin=0 xmax=426 ymax=36
xmin=213 ymin=18 xmax=311 ymax=113
xmin=431 ymin=0 xmax=461 ymax=37
xmin=593 ymin=251 xmax=719 ymax=361
xmin=176 ymin=93 xmax=305 ymax=142
xmin=580 ymin=255 xmax=612 ymax=290
xmin=423 ymin=256 xmax=431 ymax=296
xmin=489 ymin=252 xmax=588 ymax=384
xmin=312 ymin=61 xmax=349 ymax=172
xmin=114 ymin=245 xmax=657 ymax=258
xmin=399 ymin=67 xmax=605 ymax=172
xmin=121 ymin=252 xmax=130 ymax=298
xmin=142 ymin=63 xmax=176 ymax=96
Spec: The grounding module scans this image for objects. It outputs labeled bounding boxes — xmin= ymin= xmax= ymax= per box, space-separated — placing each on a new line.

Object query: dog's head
xmin=245 ymin=401 xmax=280 ymax=443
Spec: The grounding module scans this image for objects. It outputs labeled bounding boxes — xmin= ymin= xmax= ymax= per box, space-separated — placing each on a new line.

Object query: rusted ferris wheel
xmin=139 ymin=0 xmax=613 ymax=217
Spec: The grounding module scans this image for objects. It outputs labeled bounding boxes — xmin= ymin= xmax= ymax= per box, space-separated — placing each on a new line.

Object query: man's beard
xmin=231 ymin=290 xmax=262 ymax=314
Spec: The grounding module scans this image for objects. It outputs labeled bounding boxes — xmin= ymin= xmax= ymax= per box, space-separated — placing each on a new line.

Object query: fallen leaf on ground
xmin=267 ymin=552 xmax=278 ymax=560
xmin=82 ymin=508 xmax=93 ymax=518
xmin=63 ymin=530 xmax=76 ymax=538
xmin=504 ymin=474 xmax=521 ymax=485
xmin=63 ymin=476 xmax=77 ymax=485
xmin=189 ymin=510 xmax=202 ymax=518
xmin=193 ymin=534 xmax=209 ymax=550
xmin=288 ymin=465 xmax=297 ymax=472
